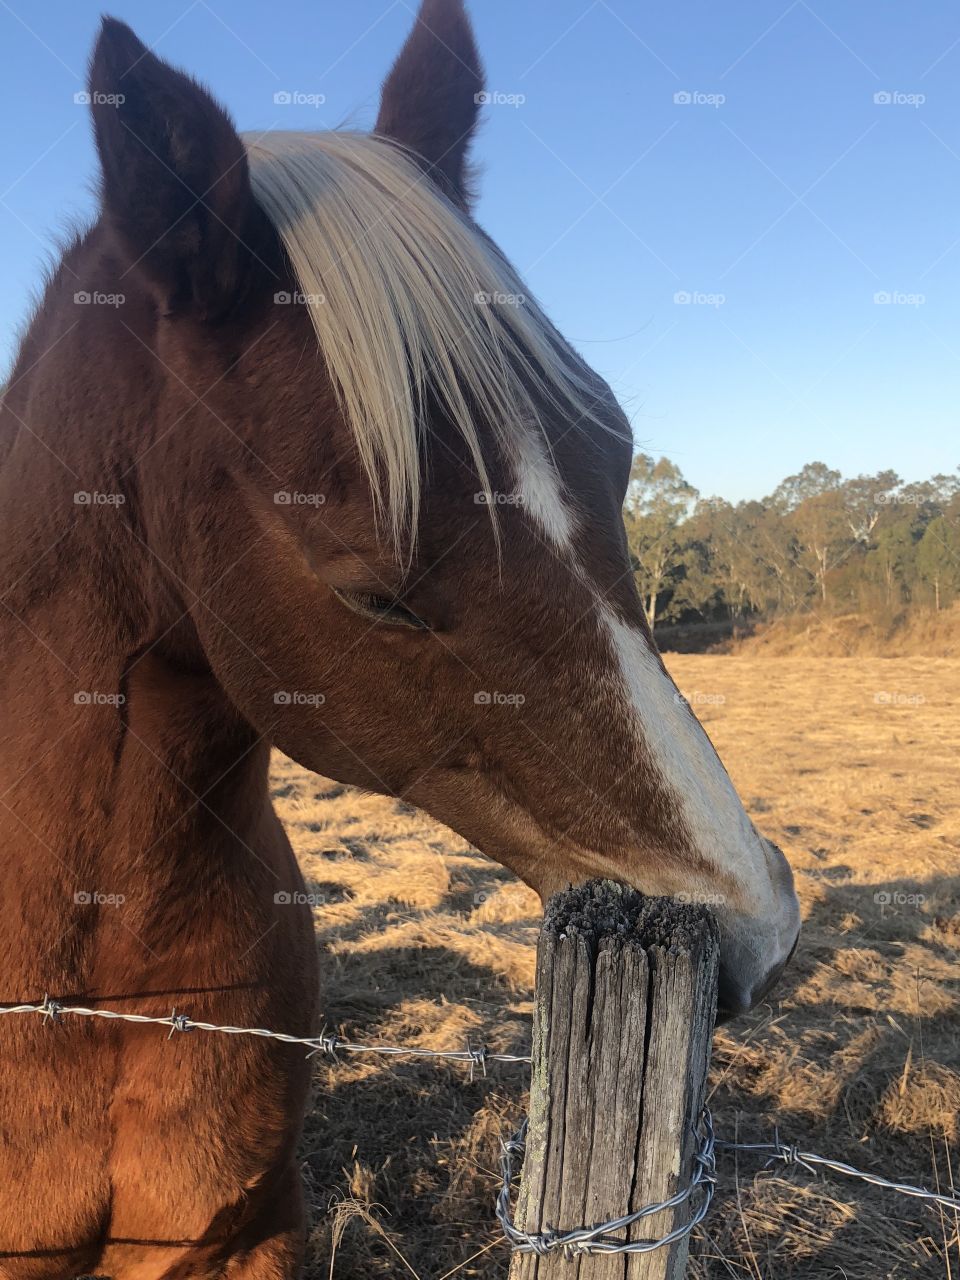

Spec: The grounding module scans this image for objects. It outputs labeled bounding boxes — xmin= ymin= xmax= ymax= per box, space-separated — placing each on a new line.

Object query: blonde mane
xmin=243 ymin=130 xmax=605 ymax=544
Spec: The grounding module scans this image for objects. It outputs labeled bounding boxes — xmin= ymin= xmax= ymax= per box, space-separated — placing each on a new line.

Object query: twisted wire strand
xmin=496 ymin=1112 xmax=960 ymax=1256
xmin=0 ymin=997 xmax=531 ymax=1069
xmin=496 ymin=1111 xmax=717 ymax=1257
xmin=715 ymin=1135 xmax=960 ymax=1215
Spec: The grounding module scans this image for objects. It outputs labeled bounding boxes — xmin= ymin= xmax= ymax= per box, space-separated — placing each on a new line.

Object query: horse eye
xmin=332 ymin=588 xmax=429 ymax=630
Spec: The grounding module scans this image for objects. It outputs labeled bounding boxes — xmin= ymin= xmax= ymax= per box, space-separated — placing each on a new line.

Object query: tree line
xmin=623 ymin=456 xmax=960 ymax=630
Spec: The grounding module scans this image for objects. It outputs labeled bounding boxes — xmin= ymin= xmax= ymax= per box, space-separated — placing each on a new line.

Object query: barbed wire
xmin=2 ymin=995 xmax=958 ymax=1258
xmin=0 ymin=997 xmax=530 ymax=1076
xmin=496 ymin=1108 xmax=960 ymax=1258
xmin=496 ymin=1111 xmax=717 ymax=1258
xmin=715 ymin=1133 xmax=960 ymax=1215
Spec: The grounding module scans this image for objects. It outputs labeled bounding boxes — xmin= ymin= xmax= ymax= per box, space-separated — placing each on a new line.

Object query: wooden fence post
xmin=507 ymin=880 xmax=720 ymax=1280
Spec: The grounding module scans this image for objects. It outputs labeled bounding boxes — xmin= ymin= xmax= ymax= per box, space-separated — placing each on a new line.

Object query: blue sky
xmin=1 ymin=0 xmax=958 ymax=502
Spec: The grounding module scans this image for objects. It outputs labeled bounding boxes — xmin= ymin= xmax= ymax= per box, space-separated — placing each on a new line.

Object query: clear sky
xmin=1 ymin=0 xmax=958 ymax=502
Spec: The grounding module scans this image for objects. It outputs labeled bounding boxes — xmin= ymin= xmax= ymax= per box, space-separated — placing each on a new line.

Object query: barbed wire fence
xmin=2 ymin=995 xmax=958 ymax=1260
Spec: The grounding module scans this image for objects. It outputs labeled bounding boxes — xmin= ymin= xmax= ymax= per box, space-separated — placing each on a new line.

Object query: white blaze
xmin=600 ymin=607 xmax=762 ymax=886
xmin=510 ymin=433 xmax=762 ymax=895
xmin=510 ymin=427 xmax=576 ymax=549
xmin=510 ymin=440 xmax=800 ymax=1003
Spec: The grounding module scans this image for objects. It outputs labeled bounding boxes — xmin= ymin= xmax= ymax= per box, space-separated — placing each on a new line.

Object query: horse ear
xmin=375 ymin=0 xmax=484 ymax=210
xmin=88 ymin=17 xmax=259 ymax=319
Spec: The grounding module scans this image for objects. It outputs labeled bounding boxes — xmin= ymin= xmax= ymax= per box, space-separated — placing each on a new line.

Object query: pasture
xmin=277 ymin=653 xmax=960 ymax=1280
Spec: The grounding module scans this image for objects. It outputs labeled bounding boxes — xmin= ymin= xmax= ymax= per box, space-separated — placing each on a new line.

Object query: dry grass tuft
xmin=324 ymin=1198 xmax=422 ymax=1280
xmin=691 ymin=1176 xmax=936 ymax=1278
xmin=880 ymin=1058 xmax=960 ymax=1142
xmin=276 ymin=654 xmax=960 ymax=1279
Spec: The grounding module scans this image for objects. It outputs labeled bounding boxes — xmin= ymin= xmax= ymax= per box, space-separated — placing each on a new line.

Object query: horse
xmin=0 ymin=1 xmax=800 ymax=1274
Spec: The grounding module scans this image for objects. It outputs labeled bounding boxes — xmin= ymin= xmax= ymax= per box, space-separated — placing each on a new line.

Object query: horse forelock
xmin=243 ymin=129 xmax=610 ymax=548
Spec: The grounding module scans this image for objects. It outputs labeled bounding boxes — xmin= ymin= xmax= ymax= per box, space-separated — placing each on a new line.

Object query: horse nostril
xmin=715 ymin=974 xmax=752 ymax=1024
xmin=716 ymin=928 xmax=800 ymax=1023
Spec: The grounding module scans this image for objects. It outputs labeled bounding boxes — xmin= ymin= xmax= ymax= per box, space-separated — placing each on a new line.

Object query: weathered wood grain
xmin=508 ymin=881 xmax=720 ymax=1280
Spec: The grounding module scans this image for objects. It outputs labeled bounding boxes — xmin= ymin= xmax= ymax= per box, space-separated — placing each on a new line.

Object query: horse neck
xmin=0 ymin=227 xmax=269 ymax=884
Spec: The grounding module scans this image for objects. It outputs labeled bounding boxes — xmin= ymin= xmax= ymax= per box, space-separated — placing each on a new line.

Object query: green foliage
xmin=621 ymin=456 xmax=960 ymax=627
xmin=917 ymin=515 xmax=960 ymax=609
xmin=622 ymin=454 xmax=698 ymax=628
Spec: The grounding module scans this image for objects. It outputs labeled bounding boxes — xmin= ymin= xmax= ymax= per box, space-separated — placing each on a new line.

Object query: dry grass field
xmin=273 ymin=655 xmax=960 ymax=1280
